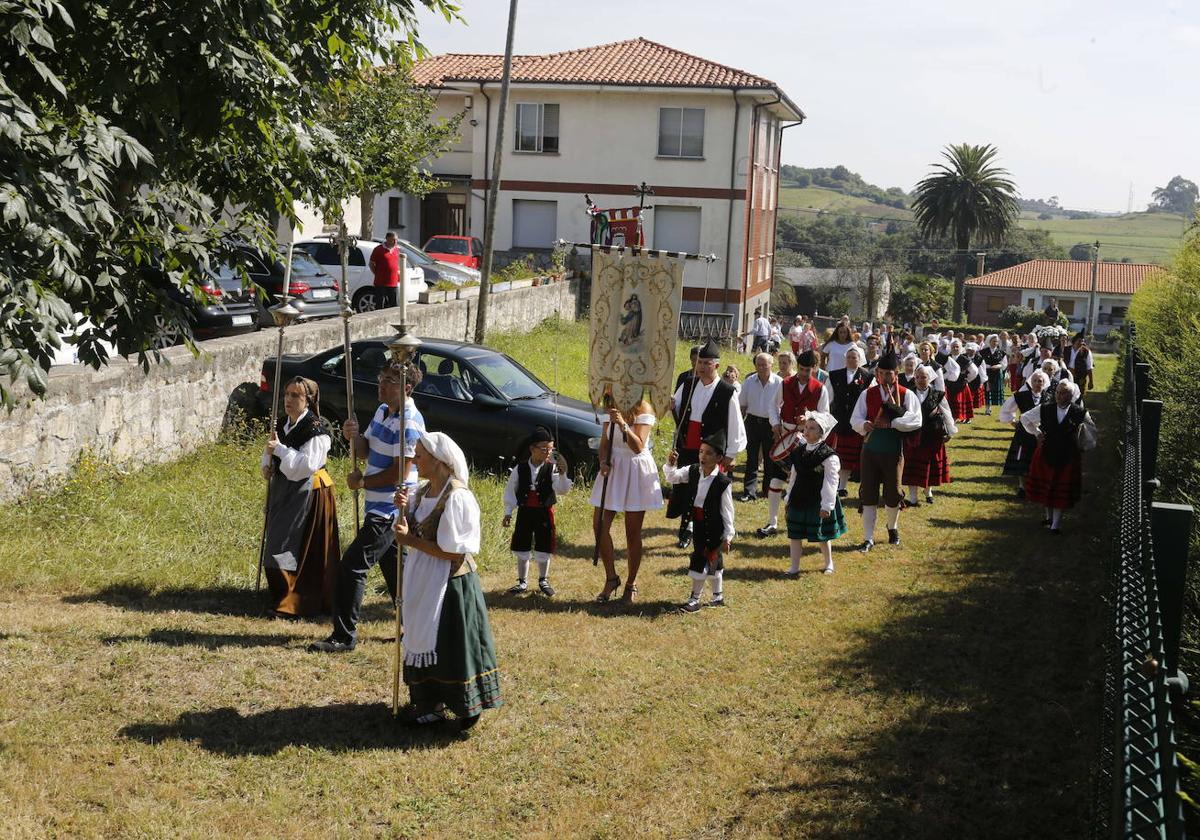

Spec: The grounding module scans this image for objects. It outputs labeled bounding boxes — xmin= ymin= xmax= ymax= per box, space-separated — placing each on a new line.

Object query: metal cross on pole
xmin=633 ymin=181 xmax=654 ymax=246
xmin=333 ymin=221 xmax=361 ymax=536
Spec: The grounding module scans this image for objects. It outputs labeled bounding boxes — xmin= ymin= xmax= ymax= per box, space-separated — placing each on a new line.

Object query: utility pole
xmin=473 ymin=0 xmax=518 ymax=345
xmin=1087 ymin=240 xmax=1100 ymax=337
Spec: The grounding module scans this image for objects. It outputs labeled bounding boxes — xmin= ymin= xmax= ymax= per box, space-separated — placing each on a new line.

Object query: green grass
xmin=1017 ymin=212 xmax=1187 ymax=264
xmin=0 ymin=329 xmax=1118 ymax=838
xmin=778 ymin=186 xmax=913 ymax=220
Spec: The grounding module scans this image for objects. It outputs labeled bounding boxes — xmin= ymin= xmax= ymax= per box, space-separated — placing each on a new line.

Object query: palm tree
xmin=912 ymin=144 xmax=1019 ymax=322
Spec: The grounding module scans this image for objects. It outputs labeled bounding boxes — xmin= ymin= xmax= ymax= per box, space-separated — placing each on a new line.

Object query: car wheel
xmin=354 ymin=289 xmax=380 ymax=313
xmin=150 ymin=315 xmax=184 ymax=350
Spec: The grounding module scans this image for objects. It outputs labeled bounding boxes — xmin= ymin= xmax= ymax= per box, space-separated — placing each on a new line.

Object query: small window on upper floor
xmin=658 ymin=107 xmax=704 ymax=158
xmin=514 ymin=103 xmax=559 ymax=153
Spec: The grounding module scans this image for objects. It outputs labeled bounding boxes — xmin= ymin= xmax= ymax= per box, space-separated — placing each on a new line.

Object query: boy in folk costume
xmin=1020 ymin=380 xmax=1098 ymax=534
xmin=756 ymin=349 xmax=831 ymax=538
xmin=784 ymin=411 xmax=846 ymax=576
xmin=851 ymin=348 xmax=923 ymax=551
xmin=827 ymin=345 xmax=871 ymax=496
xmin=902 ymin=364 xmax=958 ymax=506
xmin=668 ymin=338 xmax=746 ymax=549
xmin=663 ymin=432 xmax=735 ymax=612
xmin=502 ymin=426 xmax=573 ymax=597
xmin=1000 ymin=369 xmax=1053 ymax=499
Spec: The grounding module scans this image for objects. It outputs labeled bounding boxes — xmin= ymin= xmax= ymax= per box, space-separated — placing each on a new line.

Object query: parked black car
xmin=258 ymin=337 xmax=603 ymax=472
xmin=143 ymin=264 xmax=259 ymax=350
xmin=233 ymin=246 xmax=342 ymax=327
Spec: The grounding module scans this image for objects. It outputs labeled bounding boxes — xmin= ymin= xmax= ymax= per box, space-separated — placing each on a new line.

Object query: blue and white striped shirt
xmin=363 ymin=401 xmax=425 ymax=518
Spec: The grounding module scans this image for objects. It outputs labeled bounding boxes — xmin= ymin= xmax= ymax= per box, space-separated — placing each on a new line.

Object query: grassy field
xmin=778 ymin=186 xmax=913 ymax=221
xmin=0 ymin=322 xmax=1117 ymax=838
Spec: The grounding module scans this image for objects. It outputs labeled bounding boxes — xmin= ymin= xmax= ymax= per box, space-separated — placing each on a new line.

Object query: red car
xmin=422 ymin=235 xmax=484 ymax=270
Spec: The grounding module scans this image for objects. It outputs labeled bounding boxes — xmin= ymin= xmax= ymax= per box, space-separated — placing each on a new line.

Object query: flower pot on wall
xmin=456 ymin=285 xmax=480 ymax=299
xmin=418 ymin=290 xmax=447 ymax=304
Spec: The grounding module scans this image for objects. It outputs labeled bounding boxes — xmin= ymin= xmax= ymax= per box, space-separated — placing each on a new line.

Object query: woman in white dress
xmin=590 ymin=399 xmax=663 ymax=605
xmin=822 ymin=322 xmax=861 ymax=373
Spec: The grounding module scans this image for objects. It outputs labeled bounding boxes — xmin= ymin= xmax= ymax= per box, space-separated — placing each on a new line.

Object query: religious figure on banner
xmin=589 ymin=247 xmax=685 ymax=414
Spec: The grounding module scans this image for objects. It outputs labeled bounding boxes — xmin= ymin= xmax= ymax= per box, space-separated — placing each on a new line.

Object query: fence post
xmin=1151 ymin=502 xmax=1194 ymax=679
xmin=1140 ymin=399 xmax=1163 ymax=494
xmin=1134 ymin=361 xmax=1151 ymax=404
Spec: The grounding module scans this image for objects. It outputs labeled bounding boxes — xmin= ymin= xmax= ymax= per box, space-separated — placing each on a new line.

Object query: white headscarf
xmin=418 ymin=431 xmax=469 ymax=486
xmin=914 ymin=365 xmax=936 ymax=388
xmin=986 ymin=334 xmax=1000 ymax=346
xmin=901 ymin=352 xmax=919 ymax=372
xmin=802 ymin=409 xmax=838 ymax=442
xmin=1041 ymin=359 xmax=1060 ymax=375
xmin=965 ymin=342 xmax=979 ymax=353
xmin=1028 ymin=370 xmax=1050 ymax=391
xmin=1056 ymin=379 xmax=1081 ymax=402
xmin=845 ymin=345 xmax=864 ymax=364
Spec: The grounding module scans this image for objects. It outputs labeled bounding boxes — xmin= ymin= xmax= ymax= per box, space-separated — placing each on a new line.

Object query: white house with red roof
xmin=964 ymin=259 xmax=1162 ymax=335
xmin=298 ymin=38 xmax=804 ymax=337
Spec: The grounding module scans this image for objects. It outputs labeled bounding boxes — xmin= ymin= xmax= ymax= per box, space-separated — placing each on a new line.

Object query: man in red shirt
xmin=369 ymin=231 xmax=401 ymax=308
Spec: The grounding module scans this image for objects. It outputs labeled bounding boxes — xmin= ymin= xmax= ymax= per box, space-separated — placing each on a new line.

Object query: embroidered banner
xmin=587 ymin=201 xmax=644 ymax=247
xmin=588 ymin=246 xmax=684 ymax=414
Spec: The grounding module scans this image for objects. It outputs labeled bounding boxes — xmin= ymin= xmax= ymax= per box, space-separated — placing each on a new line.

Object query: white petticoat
xmin=590 ymin=449 xmax=665 ymax=512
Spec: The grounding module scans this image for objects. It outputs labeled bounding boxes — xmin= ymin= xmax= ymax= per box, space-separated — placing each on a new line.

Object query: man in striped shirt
xmin=310 ymin=360 xmax=425 ymax=653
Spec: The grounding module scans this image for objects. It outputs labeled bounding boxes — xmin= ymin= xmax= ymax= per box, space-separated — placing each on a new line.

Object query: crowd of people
xmin=255 ymin=311 xmax=1099 ymax=731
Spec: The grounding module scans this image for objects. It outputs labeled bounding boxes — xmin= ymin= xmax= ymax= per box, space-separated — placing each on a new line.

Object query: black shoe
xmin=738 ymin=492 xmax=758 ymax=503
xmin=1041 ymin=518 xmax=1051 ymax=528
xmin=706 ymin=593 xmax=726 ymax=608
xmin=507 ymin=580 xmax=528 ymax=595
xmin=308 ymin=636 xmax=356 ymax=653
xmin=1049 ymin=527 xmax=1062 ymax=536
xmin=1016 ymin=486 xmax=1026 ymax=499
xmin=925 ymin=494 xmax=934 ymax=505
xmin=754 ymin=524 xmax=778 ymax=538
xmin=677 ymin=533 xmax=692 ymax=549
xmin=538 ymin=578 xmax=555 ymax=597
xmin=888 ymin=528 xmax=900 ymax=546
xmin=680 ymin=597 xmax=702 ymax=613
xmin=858 ymin=540 xmax=874 ymax=553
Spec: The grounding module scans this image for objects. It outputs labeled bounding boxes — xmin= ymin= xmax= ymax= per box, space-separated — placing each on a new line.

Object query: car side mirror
xmin=474 ymin=393 xmax=508 ymax=411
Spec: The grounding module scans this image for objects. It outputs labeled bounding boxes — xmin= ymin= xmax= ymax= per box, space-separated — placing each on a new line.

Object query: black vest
xmin=830 ymin=368 xmax=870 ymax=425
xmin=1039 ymin=403 xmax=1086 ymax=468
xmin=1014 ymin=387 xmax=1050 ymax=415
xmin=944 ymin=354 xmax=969 ymax=394
xmin=271 ymin=411 xmax=327 ymax=469
xmin=680 ymin=464 xmax=732 ymax=550
xmin=980 ymin=347 xmax=1005 ymax=367
xmin=515 ymin=460 xmax=556 ymax=508
xmin=917 ymin=389 xmax=948 ymax=445
xmin=788 ymin=442 xmax=836 ymax=509
xmin=677 ymin=379 xmax=736 ymax=449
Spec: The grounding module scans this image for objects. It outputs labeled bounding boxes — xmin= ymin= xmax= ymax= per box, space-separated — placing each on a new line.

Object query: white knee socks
xmin=691 ymin=576 xmax=705 ymax=599
xmin=767 ymin=490 xmax=782 ymax=528
xmin=534 ymin=551 xmax=551 ymax=580
xmin=907 ymin=485 xmax=919 ymax=504
xmin=838 ymin=469 xmax=850 ymax=491
xmin=819 ymin=541 xmax=833 ymax=572
xmin=886 ymin=505 xmax=901 ymax=530
xmin=708 ymin=569 xmax=723 ymax=596
xmin=514 ymin=550 xmax=531 ymax=582
xmin=789 ymin=539 xmax=803 ymax=574
xmin=1051 ymin=508 xmax=1064 ymax=529
xmin=862 ymin=505 xmax=878 ymax=541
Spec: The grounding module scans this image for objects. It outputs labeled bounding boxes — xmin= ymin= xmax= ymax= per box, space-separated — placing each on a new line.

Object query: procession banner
xmin=588 ymin=246 xmax=685 ymax=415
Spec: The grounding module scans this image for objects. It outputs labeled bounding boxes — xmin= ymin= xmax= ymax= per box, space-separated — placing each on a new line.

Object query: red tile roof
xmin=964 ymin=259 xmax=1163 ymax=295
xmin=412 ymin=37 xmax=803 ymax=117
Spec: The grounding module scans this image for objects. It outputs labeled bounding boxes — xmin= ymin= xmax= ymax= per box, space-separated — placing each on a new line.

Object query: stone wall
xmin=0 ymin=279 xmax=579 ymax=503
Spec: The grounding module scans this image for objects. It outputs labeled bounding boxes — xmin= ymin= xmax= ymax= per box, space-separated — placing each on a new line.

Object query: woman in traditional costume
xmin=999 ymin=369 xmax=1052 ymax=498
xmin=898 ymin=352 xmax=920 ymax=390
xmin=394 ymin=432 xmax=501 ymax=730
xmin=260 ymin=377 xmax=339 ymax=618
xmin=980 ymin=334 xmax=1007 ymax=414
xmin=784 ymin=411 xmax=846 ymax=576
xmin=1020 ymin=380 xmax=1098 ymax=534
xmin=964 ymin=343 xmax=988 ymax=413
xmin=592 ymin=400 xmax=663 ymax=604
xmin=902 ymin=364 xmax=957 ymax=506
xmin=942 ymin=339 xmax=977 ymax=423
xmin=827 ymin=345 xmax=871 ymax=495
xmin=1008 ymin=339 xmax=1027 ymax=394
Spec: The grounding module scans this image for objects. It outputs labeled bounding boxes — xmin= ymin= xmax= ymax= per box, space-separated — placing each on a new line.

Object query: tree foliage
xmin=1069 ymin=242 xmax=1096 ymax=261
xmin=779 ymin=164 xmax=909 ymax=209
xmin=1 ymin=0 xmax=457 ymax=406
xmin=911 ymin=143 xmax=1019 ymax=322
xmin=888 ymin=273 xmax=953 ymax=325
xmin=1149 ymin=175 xmax=1198 ymax=216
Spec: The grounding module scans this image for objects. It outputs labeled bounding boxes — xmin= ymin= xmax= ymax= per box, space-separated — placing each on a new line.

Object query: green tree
xmin=0 ymin=0 xmax=457 ymax=406
xmin=888 ymin=273 xmax=953 ymax=324
xmin=1149 ymin=175 xmax=1198 ymax=216
xmin=323 ymin=66 xmax=462 ymax=240
xmin=1069 ymin=242 xmax=1096 ymax=261
xmin=911 ymin=143 xmax=1019 ymax=322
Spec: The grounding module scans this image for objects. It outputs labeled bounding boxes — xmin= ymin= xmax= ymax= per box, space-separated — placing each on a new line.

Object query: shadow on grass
xmin=63 ymin=583 xmax=392 ymax=622
xmin=120 ymin=703 xmax=464 ymax=755
xmin=484 ymin=590 xmax=682 ymax=619
xmin=745 ymin=387 xmax=1118 ymax=837
xmin=102 ymin=629 xmax=313 ymax=650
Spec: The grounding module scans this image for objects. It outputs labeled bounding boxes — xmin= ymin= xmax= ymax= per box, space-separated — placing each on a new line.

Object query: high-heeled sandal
xmin=620 ymin=584 xmax=637 ymax=605
xmin=596 ymin=576 xmax=621 ymax=603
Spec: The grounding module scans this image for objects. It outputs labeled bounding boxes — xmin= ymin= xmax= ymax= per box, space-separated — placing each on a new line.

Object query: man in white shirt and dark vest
xmin=668 ymin=338 xmax=747 ymax=548
xmin=738 ymin=352 xmax=782 ymax=503
xmin=850 ymin=347 xmax=923 ymax=552
xmin=1065 ymin=332 xmax=1094 ymax=396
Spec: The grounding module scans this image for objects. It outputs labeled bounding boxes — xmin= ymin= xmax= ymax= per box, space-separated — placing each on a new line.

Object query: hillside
xmin=777 ymin=186 xmax=914 ymax=221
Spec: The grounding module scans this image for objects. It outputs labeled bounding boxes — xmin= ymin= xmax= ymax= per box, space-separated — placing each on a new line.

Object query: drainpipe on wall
xmin=722 ymin=88 xmax=744 ymax=336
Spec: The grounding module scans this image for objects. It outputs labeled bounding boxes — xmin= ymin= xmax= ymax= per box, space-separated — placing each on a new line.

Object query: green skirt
xmin=403 ymin=571 xmax=502 ymax=718
xmin=786 ymin=500 xmax=847 ymax=543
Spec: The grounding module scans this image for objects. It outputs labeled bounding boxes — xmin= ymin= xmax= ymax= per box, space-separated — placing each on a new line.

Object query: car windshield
xmin=287 ymin=251 xmax=325 ymax=276
xmin=396 ymin=241 xmax=435 ymax=267
xmin=429 ymin=237 xmax=468 ymax=255
xmin=470 ymin=354 xmax=549 ymax=400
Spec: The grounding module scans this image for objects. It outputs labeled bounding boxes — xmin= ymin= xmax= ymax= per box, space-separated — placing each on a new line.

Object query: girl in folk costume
xmin=788 ymin=316 xmax=806 ymax=354
xmin=784 ymin=411 xmax=846 ymax=576
xmin=663 ymin=432 xmax=735 ymax=613
xmin=592 ymin=399 xmax=664 ymax=605
xmin=1020 ymin=380 xmax=1098 ymax=534
xmin=964 ymin=343 xmax=988 ymax=412
xmin=902 ymin=364 xmax=958 ymax=506
xmin=502 ymin=426 xmax=573 ymax=598
xmin=394 ymin=432 xmax=501 ymax=730
xmin=758 ymin=349 xmax=832 ymax=538
xmin=260 ymin=377 xmax=339 ymax=618
xmin=942 ymin=339 xmax=978 ymax=423
xmin=1008 ymin=339 xmax=1027 ymax=394
xmin=999 ymin=369 xmax=1053 ymax=498
xmin=827 ymin=345 xmax=872 ymax=496
xmin=980 ymin=334 xmax=1008 ymax=413
xmin=898 ymin=352 xmax=920 ymax=390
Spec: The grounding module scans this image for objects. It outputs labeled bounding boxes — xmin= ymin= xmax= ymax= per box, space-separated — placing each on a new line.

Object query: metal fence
xmin=1092 ymin=323 xmax=1187 ymax=839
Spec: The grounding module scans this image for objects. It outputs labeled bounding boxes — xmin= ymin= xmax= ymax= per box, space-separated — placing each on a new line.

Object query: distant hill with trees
xmin=780 ymin=165 xmax=909 ymax=209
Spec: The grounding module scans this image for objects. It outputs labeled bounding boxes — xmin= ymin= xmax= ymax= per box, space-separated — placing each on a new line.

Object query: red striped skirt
xmin=831 ymin=430 xmax=863 ymax=473
xmin=1024 ymin=446 xmax=1082 ymax=509
xmin=902 ymin=438 xmax=951 ymax=487
xmin=949 ymin=387 xmax=974 ymax=422
xmin=1009 ymin=362 xmax=1023 ymax=393
xmin=971 ymin=379 xmax=987 ymax=408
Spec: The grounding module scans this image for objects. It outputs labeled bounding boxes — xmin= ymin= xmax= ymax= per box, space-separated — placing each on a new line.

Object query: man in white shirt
xmin=738 ymin=352 xmax=782 ymax=502
xmin=750 ymin=308 xmax=771 ymax=353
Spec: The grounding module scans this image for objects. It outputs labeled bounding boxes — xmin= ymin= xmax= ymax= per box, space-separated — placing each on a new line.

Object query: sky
xmin=412 ymin=0 xmax=1198 ymax=213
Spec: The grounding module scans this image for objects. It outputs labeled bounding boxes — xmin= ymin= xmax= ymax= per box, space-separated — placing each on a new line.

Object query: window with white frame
xmin=653 ymin=206 xmax=701 ymax=254
xmin=512 ymin=199 xmax=557 ymax=248
xmin=657 ymin=107 xmax=704 ymax=158
xmin=514 ymin=104 xmax=559 ymax=153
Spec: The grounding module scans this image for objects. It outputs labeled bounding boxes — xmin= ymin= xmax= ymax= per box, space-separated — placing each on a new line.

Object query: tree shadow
xmin=102 ymin=629 xmax=312 ymax=650
xmin=120 ymin=703 xmax=464 ymax=755
xmin=63 ymin=583 xmax=392 ymax=623
xmin=484 ymin=590 xmax=681 ymax=620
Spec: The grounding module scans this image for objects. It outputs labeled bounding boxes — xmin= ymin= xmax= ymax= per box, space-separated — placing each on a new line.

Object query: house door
xmin=421 ymin=194 xmax=452 ymax=240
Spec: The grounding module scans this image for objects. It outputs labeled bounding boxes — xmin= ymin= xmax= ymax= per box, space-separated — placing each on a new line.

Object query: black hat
xmin=876 ymin=348 xmax=899 ymax=371
xmin=701 ymin=429 xmax=727 ymax=453
xmin=796 ymin=350 xmax=818 ymax=367
xmin=529 ymin=426 xmax=553 ymax=444
xmin=698 ymin=337 xmax=721 ymax=360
